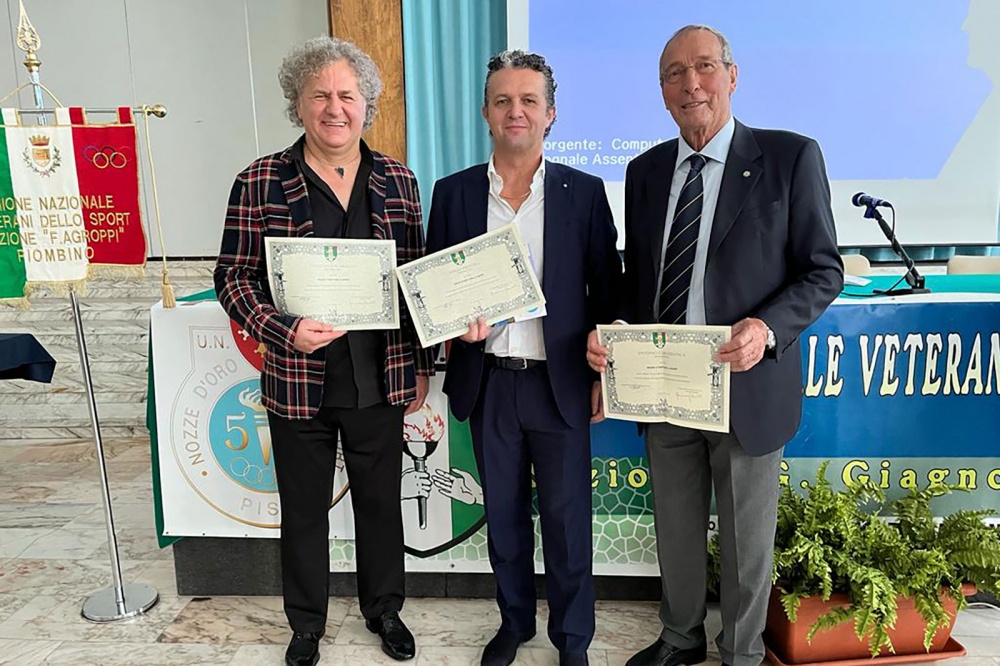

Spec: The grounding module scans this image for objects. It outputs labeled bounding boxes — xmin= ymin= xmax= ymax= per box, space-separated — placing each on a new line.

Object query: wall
xmin=0 ymin=0 xmax=328 ymax=257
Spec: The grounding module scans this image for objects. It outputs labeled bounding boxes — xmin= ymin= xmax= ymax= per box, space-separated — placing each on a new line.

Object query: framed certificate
xmin=599 ymin=324 xmax=731 ymax=432
xmin=395 ymin=224 xmax=545 ymax=347
xmin=265 ymin=237 xmax=399 ymax=330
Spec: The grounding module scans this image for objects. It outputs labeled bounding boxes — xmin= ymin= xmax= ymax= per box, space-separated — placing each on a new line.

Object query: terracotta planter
xmin=763 ymin=585 xmax=964 ymax=664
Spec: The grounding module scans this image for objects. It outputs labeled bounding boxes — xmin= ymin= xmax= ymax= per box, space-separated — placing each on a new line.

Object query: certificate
xmin=395 ymin=224 xmax=545 ymax=347
xmin=265 ymin=237 xmax=399 ymax=330
xmin=599 ymin=324 xmax=731 ymax=432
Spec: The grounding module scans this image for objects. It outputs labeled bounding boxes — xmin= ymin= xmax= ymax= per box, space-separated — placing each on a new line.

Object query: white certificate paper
xmin=395 ymin=224 xmax=546 ymax=347
xmin=265 ymin=237 xmax=399 ymax=330
xmin=599 ymin=324 xmax=731 ymax=431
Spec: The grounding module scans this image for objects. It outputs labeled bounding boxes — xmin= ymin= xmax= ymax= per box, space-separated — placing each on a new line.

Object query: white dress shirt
xmin=654 ymin=115 xmax=736 ymax=325
xmin=485 ymin=155 xmax=547 ymax=360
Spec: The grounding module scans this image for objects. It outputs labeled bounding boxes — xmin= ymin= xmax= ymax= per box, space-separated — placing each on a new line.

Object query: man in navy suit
xmin=587 ymin=25 xmax=843 ymax=666
xmin=426 ymin=50 xmax=622 ymax=666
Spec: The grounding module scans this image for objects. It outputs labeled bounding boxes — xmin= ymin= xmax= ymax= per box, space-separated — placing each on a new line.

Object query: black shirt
xmin=291 ymin=138 xmax=385 ymax=409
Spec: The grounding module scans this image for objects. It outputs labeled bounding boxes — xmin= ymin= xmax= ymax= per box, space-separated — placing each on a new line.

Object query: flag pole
xmin=15 ymin=0 xmax=159 ymax=623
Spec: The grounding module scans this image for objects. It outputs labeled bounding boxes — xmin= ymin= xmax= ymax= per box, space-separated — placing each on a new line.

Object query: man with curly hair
xmin=215 ymin=37 xmax=433 ymax=665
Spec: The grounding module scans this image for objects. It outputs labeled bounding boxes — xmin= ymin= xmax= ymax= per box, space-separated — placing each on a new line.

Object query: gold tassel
xmin=141 ymin=108 xmax=175 ymax=309
xmin=161 ymin=270 xmax=176 ymax=308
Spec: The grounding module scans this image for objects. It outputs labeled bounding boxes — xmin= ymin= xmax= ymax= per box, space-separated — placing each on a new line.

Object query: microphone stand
xmin=861 ymin=204 xmax=930 ymax=296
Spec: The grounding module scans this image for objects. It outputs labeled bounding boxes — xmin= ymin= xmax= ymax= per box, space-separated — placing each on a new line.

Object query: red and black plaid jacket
xmin=214 ymin=139 xmax=435 ymax=419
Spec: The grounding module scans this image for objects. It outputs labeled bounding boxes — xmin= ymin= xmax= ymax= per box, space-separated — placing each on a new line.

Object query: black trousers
xmin=267 ymin=403 xmax=406 ymax=632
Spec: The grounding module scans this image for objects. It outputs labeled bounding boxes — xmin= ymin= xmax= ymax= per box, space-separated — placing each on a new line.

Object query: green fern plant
xmin=708 ymin=462 xmax=1000 ymax=658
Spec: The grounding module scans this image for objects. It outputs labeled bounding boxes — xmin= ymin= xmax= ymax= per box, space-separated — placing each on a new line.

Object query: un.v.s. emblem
xmin=450 ymin=250 xmax=466 ymax=265
xmin=324 ymin=246 xmax=338 ymax=261
xmin=652 ymin=331 xmax=668 ymax=348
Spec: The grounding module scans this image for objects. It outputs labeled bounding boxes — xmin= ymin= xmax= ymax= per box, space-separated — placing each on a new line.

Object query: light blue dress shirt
xmin=653 ymin=115 xmax=736 ymax=325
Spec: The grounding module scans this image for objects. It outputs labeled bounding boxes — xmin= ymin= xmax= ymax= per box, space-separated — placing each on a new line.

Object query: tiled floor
xmin=0 ymin=438 xmax=998 ymax=665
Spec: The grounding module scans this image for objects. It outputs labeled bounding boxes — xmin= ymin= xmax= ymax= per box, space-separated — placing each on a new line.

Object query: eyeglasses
xmin=660 ymin=59 xmax=730 ymax=85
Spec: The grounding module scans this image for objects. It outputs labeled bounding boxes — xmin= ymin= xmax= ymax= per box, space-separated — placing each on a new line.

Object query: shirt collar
xmin=676 ymin=115 xmax=736 ymax=171
xmin=290 ymin=134 xmax=374 ymax=169
xmin=487 ymin=154 xmax=546 ymax=194
xmin=290 ymin=135 xmax=307 ymax=164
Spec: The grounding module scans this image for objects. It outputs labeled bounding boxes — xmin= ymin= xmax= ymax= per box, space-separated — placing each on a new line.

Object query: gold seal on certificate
xmin=599 ymin=324 xmax=731 ymax=432
xmin=264 ymin=237 xmax=399 ymax=330
xmin=395 ymin=223 xmax=545 ymax=347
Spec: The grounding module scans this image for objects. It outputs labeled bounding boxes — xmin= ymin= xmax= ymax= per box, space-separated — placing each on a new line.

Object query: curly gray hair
xmin=278 ymin=36 xmax=383 ymax=130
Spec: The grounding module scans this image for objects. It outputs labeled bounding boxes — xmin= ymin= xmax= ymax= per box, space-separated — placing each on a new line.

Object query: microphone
xmin=852 ymin=192 xmax=892 ymax=208
xmin=850 ymin=193 xmax=929 ymax=296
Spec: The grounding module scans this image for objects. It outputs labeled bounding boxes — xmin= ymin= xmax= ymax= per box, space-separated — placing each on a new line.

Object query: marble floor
xmin=0 ymin=438 xmax=997 ymax=666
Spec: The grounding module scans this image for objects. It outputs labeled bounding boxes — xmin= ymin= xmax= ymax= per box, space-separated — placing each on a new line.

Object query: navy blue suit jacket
xmin=621 ymin=120 xmax=844 ymax=455
xmin=426 ymin=161 xmax=623 ymax=426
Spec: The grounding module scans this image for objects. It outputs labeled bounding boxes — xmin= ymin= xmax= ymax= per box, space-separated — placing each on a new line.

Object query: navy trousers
xmin=468 ymin=363 xmax=595 ymax=655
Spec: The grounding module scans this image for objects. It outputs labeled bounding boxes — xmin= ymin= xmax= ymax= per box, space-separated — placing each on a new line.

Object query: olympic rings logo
xmin=230 ymin=456 xmax=276 ymax=487
xmin=83 ymin=145 xmax=129 ymax=169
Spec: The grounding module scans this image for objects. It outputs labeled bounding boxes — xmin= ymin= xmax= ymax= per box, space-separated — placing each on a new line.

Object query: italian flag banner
xmin=0 ymin=106 xmax=146 ymax=305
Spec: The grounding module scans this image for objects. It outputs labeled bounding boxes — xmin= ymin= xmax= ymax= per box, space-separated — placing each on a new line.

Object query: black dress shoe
xmin=625 ymin=639 xmax=707 ymax=666
xmin=482 ymin=629 xmax=535 ymax=666
xmin=285 ymin=631 xmax=323 ymax=666
xmin=365 ymin=610 xmax=416 ymax=660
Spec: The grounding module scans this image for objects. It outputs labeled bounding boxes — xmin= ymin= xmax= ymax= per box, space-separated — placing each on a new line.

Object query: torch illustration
xmin=402 ymin=406 xmax=446 ymax=530
xmin=238 ymin=387 xmax=272 ymax=468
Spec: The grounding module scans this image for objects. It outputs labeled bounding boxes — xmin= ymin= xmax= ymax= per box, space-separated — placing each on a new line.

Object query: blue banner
xmin=795 ymin=300 xmax=1000 ymax=458
xmin=591 ymin=296 xmax=1000 ymax=515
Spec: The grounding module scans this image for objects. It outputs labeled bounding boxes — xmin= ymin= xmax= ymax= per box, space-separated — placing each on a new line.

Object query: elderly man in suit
xmin=587 ymin=25 xmax=843 ymax=666
xmin=427 ymin=50 xmax=622 ymax=666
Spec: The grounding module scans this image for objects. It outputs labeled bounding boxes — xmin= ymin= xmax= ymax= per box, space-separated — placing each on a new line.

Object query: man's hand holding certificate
xmin=598 ymin=324 xmax=731 ymax=432
xmin=265 ymin=237 xmax=399 ymax=330
xmin=395 ymin=224 xmax=545 ymax=347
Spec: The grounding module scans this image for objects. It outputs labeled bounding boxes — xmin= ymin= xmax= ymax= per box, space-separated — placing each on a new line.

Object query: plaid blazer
xmin=214 ymin=139 xmax=435 ymax=419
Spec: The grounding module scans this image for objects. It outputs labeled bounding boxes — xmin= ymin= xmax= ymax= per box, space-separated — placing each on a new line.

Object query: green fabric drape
xmin=402 ymin=0 xmax=507 ymax=213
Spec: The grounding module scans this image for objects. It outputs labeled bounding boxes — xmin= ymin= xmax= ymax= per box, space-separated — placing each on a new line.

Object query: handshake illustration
xmin=401 ymin=466 xmax=483 ymax=506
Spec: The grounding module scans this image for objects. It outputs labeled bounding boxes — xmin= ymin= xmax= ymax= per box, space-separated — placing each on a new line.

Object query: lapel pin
xmin=563 ymin=182 xmax=568 ymax=188
xmin=743 ymin=170 xmax=751 ymax=177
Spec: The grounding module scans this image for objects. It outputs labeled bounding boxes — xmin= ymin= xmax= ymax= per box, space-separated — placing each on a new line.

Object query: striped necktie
xmin=658 ymin=153 xmax=707 ymax=324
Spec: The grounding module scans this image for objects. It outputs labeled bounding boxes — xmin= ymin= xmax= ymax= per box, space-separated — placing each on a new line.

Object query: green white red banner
xmin=0 ymin=106 xmax=146 ymax=304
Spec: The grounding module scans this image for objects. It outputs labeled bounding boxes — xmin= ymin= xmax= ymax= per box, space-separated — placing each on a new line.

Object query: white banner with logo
xmin=151 ymin=301 xmax=489 ymax=571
